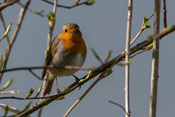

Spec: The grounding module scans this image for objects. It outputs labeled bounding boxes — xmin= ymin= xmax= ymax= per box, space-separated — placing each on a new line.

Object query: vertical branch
xmin=38 ymin=0 xmax=58 ymax=117
xmin=163 ymin=0 xmax=167 ymax=28
xmin=149 ymin=0 xmax=161 ymax=117
xmin=125 ymin=0 xmax=133 ymax=117
xmin=47 ymin=0 xmax=58 ymax=50
xmin=0 ymin=0 xmax=31 ymax=82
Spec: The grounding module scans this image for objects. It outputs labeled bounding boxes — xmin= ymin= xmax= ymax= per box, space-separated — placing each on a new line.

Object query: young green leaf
xmin=23 ymin=101 xmax=32 ymax=112
xmin=3 ymin=79 xmax=13 ymax=89
xmin=86 ymin=0 xmax=96 ymax=5
xmin=105 ymin=50 xmax=112 ymax=62
xmin=4 ymin=105 xmax=8 ymax=116
xmin=36 ymin=84 xmax=42 ymax=97
xmin=25 ymin=88 xmax=34 ymax=99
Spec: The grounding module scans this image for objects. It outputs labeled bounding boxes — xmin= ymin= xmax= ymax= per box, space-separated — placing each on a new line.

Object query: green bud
xmin=147 ymin=35 xmax=153 ymax=43
xmin=86 ymin=0 xmax=96 ymax=5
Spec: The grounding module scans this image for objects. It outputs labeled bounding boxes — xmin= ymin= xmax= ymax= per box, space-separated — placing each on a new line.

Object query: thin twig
xmin=163 ymin=0 xmax=167 ymax=28
xmin=0 ymin=65 xmax=92 ymax=73
xmin=0 ymin=65 xmax=92 ymax=77
xmin=64 ymin=70 xmax=108 ymax=117
xmin=129 ymin=48 xmax=150 ymax=59
xmin=0 ymin=0 xmax=31 ymax=82
xmin=0 ymin=12 xmax=10 ymax=44
xmin=28 ymin=69 xmax=42 ymax=80
xmin=108 ymin=100 xmax=128 ymax=115
xmin=42 ymin=0 xmax=90 ymax=9
xmin=17 ymin=2 xmax=44 ymax=17
xmin=46 ymin=0 xmax=58 ymax=50
xmin=0 ymin=90 xmax=22 ymax=95
xmin=0 ymin=103 xmax=21 ymax=114
xmin=130 ymin=13 xmax=154 ymax=46
xmin=0 ymin=0 xmax=19 ymax=11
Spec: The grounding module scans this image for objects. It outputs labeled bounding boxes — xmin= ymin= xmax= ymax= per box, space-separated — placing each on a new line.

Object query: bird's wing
xmin=42 ymin=36 xmax=61 ymax=79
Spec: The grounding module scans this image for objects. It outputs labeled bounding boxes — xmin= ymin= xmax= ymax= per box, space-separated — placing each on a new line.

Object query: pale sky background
xmin=0 ymin=0 xmax=175 ymax=117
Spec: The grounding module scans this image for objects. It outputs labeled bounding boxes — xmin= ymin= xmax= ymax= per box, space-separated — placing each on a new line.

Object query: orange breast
xmin=59 ymin=33 xmax=87 ymax=58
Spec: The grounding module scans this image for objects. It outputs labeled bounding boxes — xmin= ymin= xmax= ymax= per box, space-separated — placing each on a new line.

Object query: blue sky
xmin=0 ymin=0 xmax=175 ymax=117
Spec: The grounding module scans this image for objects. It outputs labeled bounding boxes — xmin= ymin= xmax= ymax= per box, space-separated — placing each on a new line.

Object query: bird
xmin=41 ymin=23 xmax=87 ymax=96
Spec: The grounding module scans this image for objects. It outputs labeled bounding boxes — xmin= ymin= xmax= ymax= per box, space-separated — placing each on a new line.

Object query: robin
xmin=41 ymin=23 xmax=87 ymax=96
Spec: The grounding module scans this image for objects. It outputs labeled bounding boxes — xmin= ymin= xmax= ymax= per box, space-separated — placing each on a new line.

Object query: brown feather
xmin=42 ymin=35 xmax=61 ymax=79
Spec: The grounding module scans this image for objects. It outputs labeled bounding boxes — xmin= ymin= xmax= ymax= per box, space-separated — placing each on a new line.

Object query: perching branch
xmin=64 ymin=51 xmax=112 ymax=117
xmin=14 ymin=25 xmax=175 ymax=117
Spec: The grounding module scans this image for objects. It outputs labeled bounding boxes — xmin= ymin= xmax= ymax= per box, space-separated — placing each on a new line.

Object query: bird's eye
xmin=76 ymin=29 xmax=79 ymax=33
xmin=65 ymin=29 xmax=67 ymax=32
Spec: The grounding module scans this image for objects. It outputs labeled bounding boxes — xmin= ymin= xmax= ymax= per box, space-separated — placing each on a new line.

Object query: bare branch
xmin=163 ymin=0 xmax=167 ymax=28
xmin=64 ymin=69 xmax=109 ymax=117
xmin=0 ymin=90 xmax=22 ymax=95
xmin=42 ymin=0 xmax=92 ymax=9
xmin=0 ymin=103 xmax=21 ymax=114
xmin=130 ymin=13 xmax=154 ymax=46
xmin=149 ymin=0 xmax=161 ymax=117
xmin=0 ymin=0 xmax=19 ymax=11
xmin=17 ymin=2 xmax=44 ymax=17
xmin=124 ymin=0 xmax=133 ymax=116
xmin=109 ymin=100 xmax=128 ymax=115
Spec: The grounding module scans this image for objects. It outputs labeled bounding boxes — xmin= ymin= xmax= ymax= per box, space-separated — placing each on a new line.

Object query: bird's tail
xmin=41 ymin=73 xmax=54 ymax=97
xmin=38 ymin=73 xmax=55 ymax=117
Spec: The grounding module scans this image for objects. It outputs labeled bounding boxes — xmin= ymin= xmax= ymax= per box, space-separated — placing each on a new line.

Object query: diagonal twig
xmin=17 ymin=2 xmax=44 ymax=17
xmin=0 ymin=0 xmax=19 ymax=11
xmin=0 ymin=103 xmax=21 ymax=114
xmin=42 ymin=0 xmax=92 ymax=9
xmin=109 ymin=100 xmax=129 ymax=115
xmin=130 ymin=13 xmax=154 ymax=46
xmin=0 ymin=12 xmax=10 ymax=44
